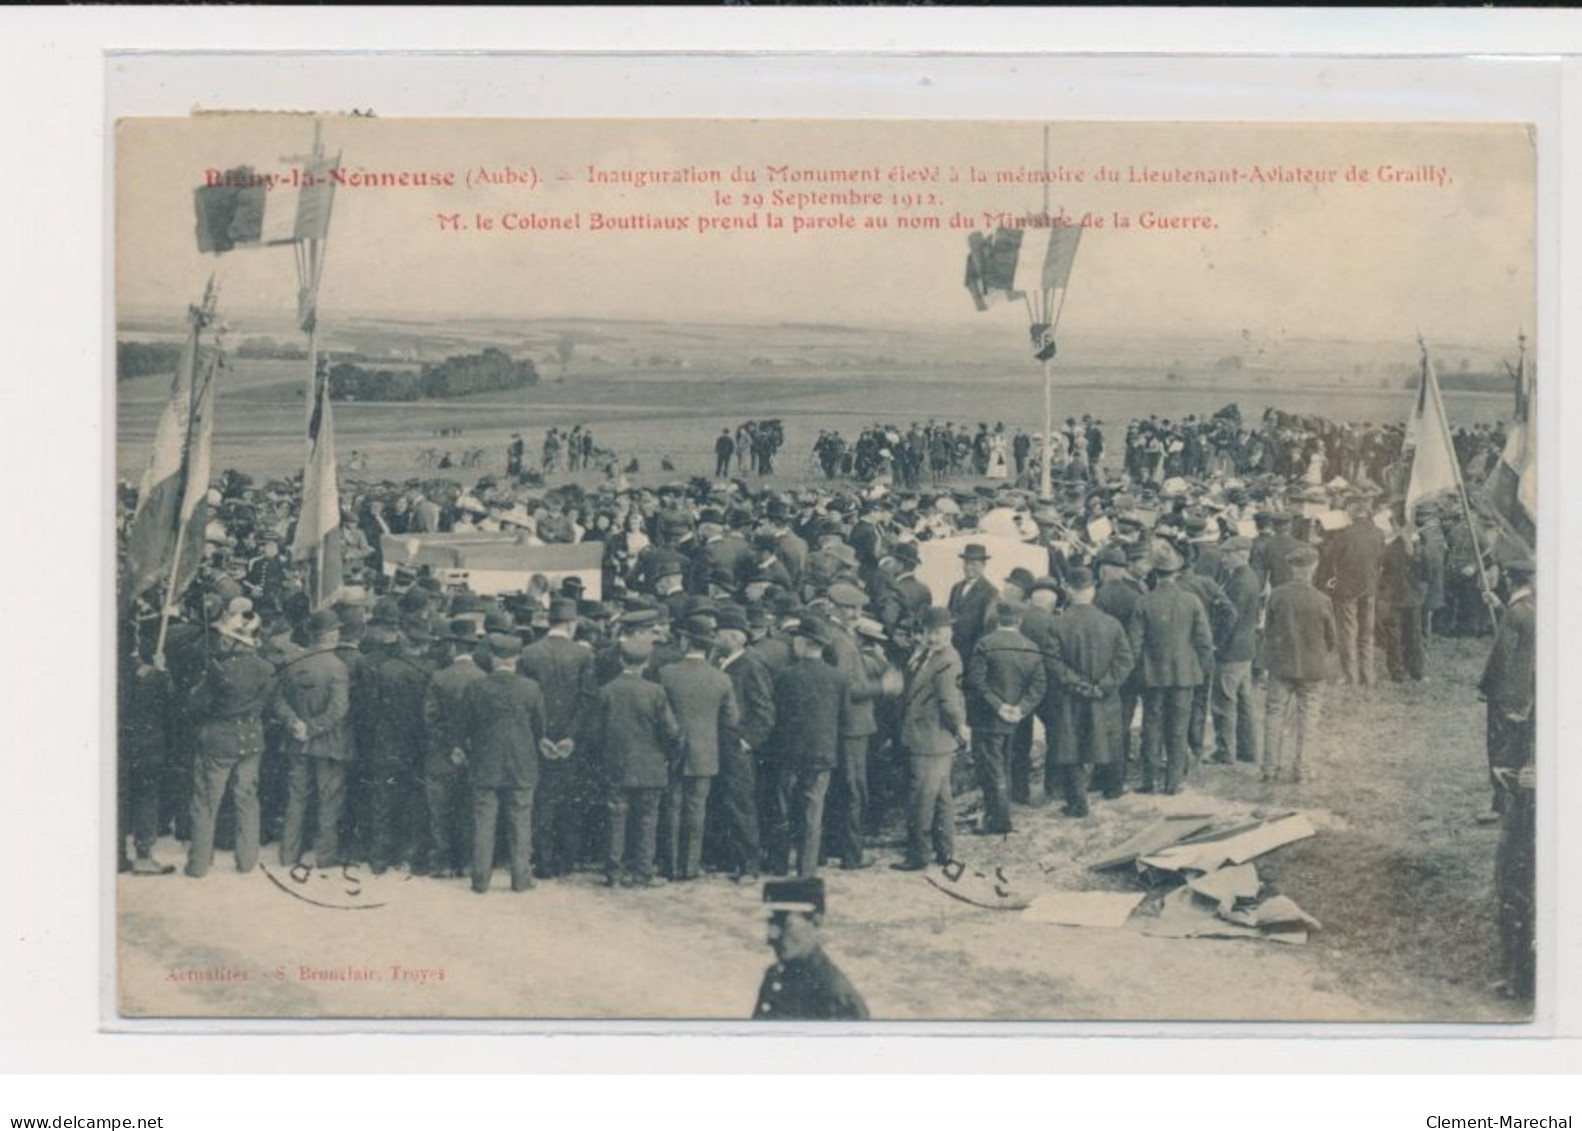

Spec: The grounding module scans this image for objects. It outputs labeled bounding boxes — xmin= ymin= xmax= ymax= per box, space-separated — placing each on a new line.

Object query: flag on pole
xmin=194 ymin=157 xmax=339 ymax=255
xmin=965 ymin=223 xmax=1083 ymax=312
xmin=1484 ymin=358 xmax=1536 ymax=548
xmin=123 ymin=297 xmax=217 ymax=602
xmin=1404 ymin=354 xmax=1463 ymax=521
xmin=291 ymin=367 xmax=344 ymax=610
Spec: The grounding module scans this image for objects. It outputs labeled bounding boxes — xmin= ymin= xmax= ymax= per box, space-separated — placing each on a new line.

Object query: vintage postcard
xmin=113 ymin=115 xmax=1537 ymax=1023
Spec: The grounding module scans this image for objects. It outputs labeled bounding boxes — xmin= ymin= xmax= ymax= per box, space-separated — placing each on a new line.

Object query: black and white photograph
xmin=112 ymin=114 xmax=1538 ymax=1024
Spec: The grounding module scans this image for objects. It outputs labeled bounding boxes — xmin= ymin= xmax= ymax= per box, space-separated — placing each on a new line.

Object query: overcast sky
xmin=117 ymin=116 xmax=1535 ymax=345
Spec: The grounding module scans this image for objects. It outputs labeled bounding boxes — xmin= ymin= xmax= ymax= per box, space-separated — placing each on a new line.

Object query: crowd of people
xmin=507 ymin=424 xmax=612 ymax=479
xmin=116 ymin=398 xmax=1536 ymax=1000
xmin=714 ymin=419 xmax=786 ymax=478
xmin=806 ymin=418 xmax=1107 ymax=489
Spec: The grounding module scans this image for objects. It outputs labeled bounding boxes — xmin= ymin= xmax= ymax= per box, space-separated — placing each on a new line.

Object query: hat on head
xmin=827 ymin=582 xmax=868 ymax=610
xmin=994 ymin=600 xmax=1023 ymax=624
xmin=336 ymin=584 xmax=373 ymax=609
xmin=1286 ymin=544 xmax=1320 ymax=568
xmin=826 ymin=543 xmax=860 ymax=570
xmin=715 ymin=604 xmax=749 ymax=633
xmin=855 ymin=616 xmax=887 ymax=642
xmin=763 ymin=877 xmax=825 ymax=916
xmin=958 ymin=542 xmax=991 ymax=562
xmin=1094 ymin=545 xmax=1128 ymax=569
xmin=1270 ymin=511 xmax=1294 ymax=528
xmin=618 ymin=636 xmax=654 ymax=665
xmin=681 ymin=615 xmax=717 ymax=647
xmin=1065 ymin=565 xmax=1095 ymax=590
xmin=1030 ymin=575 xmax=1062 ymax=594
xmin=745 ymin=604 xmax=772 ymax=630
xmin=654 ymin=559 xmax=684 ymax=581
xmin=1220 ymin=537 xmax=1253 ymax=555
xmin=1005 ymin=567 xmax=1036 ymax=592
xmin=548 ymin=597 xmax=579 ymax=624
xmin=1150 ymin=543 xmax=1185 ymax=574
xmin=402 ymin=616 xmax=433 ymax=644
xmin=791 ymin=617 xmax=830 ymax=646
xmin=487 ymin=632 xmax=523 ymax=659
xmin=918 ymin=606 xmax=955 ymax=631
xmin=889 ymin=542 xmax=921 ymax=568
xmin=447 ymin=617 xmax=483 ymax=644
xmin=620 ymin=607 xmax=662 ymax=630
xmin=307 ymin=610 xmax=341 ymax=638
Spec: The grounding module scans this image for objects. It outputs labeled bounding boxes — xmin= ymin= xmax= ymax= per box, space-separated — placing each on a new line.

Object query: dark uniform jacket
xmin=1260 ymin=580 xmax=1336 ymax=682
xmin=768 ymin=657 xmax=851 ymax=772
xmin=824 ymin=623 xmax=885 ymax=739
xmin=895 ymin=574 xmax=933 ymax=628
xmin=1130 ymin=582 xmax=1215 ymax=688
xmin=517 ymin=633 xmax=595 ymax=742
xmin=1479 ymin=591 xmax=1536 ymax=717
xmin=660 ymin=656 xmax=740 ymax=777
xmin=1178 ymin=572 xmax=1236 ymax=653
xmin=193 ymin=648 xmax=277 ymax=762
xmin=722 ymin=650 xmax=776 ymax=753
xmin=1219 ymin=564 xmax=1262 ymax=664
xmin=1260 ymin=532 xmax=1305 ymax=590
xmin=965 ymin=626 xmax=1048 ymax=734
xmin=423 ymin=656 xmax=486 ymax=774
xmin=899 ymin=643 xmax=966 ymax=757
xmin=1378 ymin=535 xmax=1428 ymax=608
xmin=462 ymin=669 xmax=547 ymax=789
xmin=752 ymin=946 xmax=869 ymax=1021
xmin=365 ymin=649 xmax=434 ymax=766
xmin=1318 ymin=522 xmax=1385 ymax=601
xmin=748 ymin=634 xmax=793 ymax=676
xmin=274 ymin=647 xmax=351 ymax=760
xmin=590 ymin=672 xmax=684 ymax=790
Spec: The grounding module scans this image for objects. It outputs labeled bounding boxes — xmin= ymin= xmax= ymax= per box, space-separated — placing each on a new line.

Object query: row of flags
xmin=124 ymin=134 xmax=343 ymax=657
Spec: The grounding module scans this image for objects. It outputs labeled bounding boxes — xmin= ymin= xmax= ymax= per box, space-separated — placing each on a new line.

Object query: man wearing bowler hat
xmin=658 ymin=615 xmax=740 ymax=880
xmin=517 ymin=596 xmax=597 ymax=879
xmin=948 ymin=542 xmax=999 ymax=665
xmin=965 ymin=600 xmax=1046 ymax=834
xmin=462 ymin=633 xmax=548 ymax=893
xmin=1046 ymin=566 xmax=1135 ymax=811
xmin=764 ymin=618 xmax=852 ymax=877
xmin=753 ymin=877 xmax=869 ymax=1021
xmin=362 ymin=614 xmax=436 ymax=873
xmin=420 ymin=618 xmax=487 ymax=877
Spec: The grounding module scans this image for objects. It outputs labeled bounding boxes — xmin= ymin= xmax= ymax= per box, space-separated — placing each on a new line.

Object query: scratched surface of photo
xmin=113 ymin=117 xmax=1538 ymax=1021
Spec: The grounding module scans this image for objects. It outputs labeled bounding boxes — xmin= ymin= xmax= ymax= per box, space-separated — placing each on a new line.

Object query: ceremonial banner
xmin=194 ymin=158 xmax=338 ymax=254
xmin=1404 ymin=354 xmax=1463 ymax=519
xmin=290 ymin=369 xmax=342 ymax=609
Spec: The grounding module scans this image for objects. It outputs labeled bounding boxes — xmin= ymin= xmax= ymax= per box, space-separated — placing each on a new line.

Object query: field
xmin=115 ymin=316 xmax=1515 ymax=485
xmin=113 ymin=316 xmax=1526 ymax=1024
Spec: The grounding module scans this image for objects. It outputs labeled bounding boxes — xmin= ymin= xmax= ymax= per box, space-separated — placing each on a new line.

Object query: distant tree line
xmin=328 ymin=347 xmax=538 ymax=402
xmin=236 ymin=336 xmax=309 ymax=361
xmin=116 ymin=341 xmax=183 ymax=381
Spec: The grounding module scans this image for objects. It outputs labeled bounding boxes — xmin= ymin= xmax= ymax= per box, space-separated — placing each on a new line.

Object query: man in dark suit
xmin=517 ymin=597 xmax=596 ymax=878
xmin=964 ymin=601 xmax=1047 ymax=833
xmin=764 ymin=619 xmax=851 ymax=878
xmin=1095 ymin=543 xmax=1147 ymax=782
xmin=1318 ymin=498 xmax=1385 ymax=686
xmin=659 ymin=617 xmax=740 ymax=880
xmin=1479 ymin=553 xmax=1535 ymax=816
xmin=1210 ymin=538 xmax=1262 ymax=765
xmin=1130 ymin=544 xmax=1214 ymax=794
xmin=714 ymin=429 xmax=735 ymax=478
xmin=947 ymin=542 xmax=999 ymax=664
xmin=1177 ymin=544 xmax=1235 ymax=767
xmin=717 ymin=605 xmax=774 ymax=882
xmin=889 ymin=542 xmax=933 ymax=632
xmin=463 ymin=633 xmax=548 ymax=893
xmin=1377 ymin=512 xmax=1428 ymax=684
xmin=1046 ymin=567 xmax=1135 ymax=811
xmin=362 ymin=618 xmax=436 ymax=873
xmin=421 ymin=619 xmax=486 ymax=877
xmin=275 ymin=610 xmax=352 ymax=868
xmin=588 ymin=637 xmax=685 ymax=887
xmin=893 ymin=607 xmax=968 ymax=870
xmin=1261 ymin=544 xmax=1336 ymax=783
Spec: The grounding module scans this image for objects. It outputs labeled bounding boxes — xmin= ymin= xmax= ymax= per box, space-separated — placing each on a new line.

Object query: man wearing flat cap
xmin=822 ymin=581 xmax=896 ymax=870
xmin=948 ymin=542 xmax=999 ymax=666
xmin=1260 ymin=544 xmax=1336 ymax=784
xmin=1130 ymin=542 xmax=1214 ymax=794
xmin=463 ymin=633 xmax=548 ymax=893
xmin=275 ymin=609 xmax=352 ymax=868
xmin=1210 ymin=538 xmax=1262 ymax=766
xmin=753 ymin=878 xmax=869 ymax=1021
xmin=894 ymin=607 xmax=968 ymax=869
xmin=658 ymin=616 xmax=740 ymax=881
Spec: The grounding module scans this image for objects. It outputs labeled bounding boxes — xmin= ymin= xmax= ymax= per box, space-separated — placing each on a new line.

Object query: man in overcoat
xmin=1045 ymin=567 xmax=1135 ymax=811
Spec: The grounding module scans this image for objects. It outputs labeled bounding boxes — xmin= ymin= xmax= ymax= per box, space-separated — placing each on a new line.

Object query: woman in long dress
xmin=987 ymin=429 xmax=1010 ymax=479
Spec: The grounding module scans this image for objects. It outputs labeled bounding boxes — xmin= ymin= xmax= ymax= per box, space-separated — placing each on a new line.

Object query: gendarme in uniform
xmin=752 ymin=878 xmax=869 ymax=1021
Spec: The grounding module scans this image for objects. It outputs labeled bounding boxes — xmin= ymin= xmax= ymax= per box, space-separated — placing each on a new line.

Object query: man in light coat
xmin=892 ymin=607 xmax=969 ymax=870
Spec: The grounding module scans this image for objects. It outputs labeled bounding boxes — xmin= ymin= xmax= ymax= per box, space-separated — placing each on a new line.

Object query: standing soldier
xmin=119 ymin=618 xmax=176 ymax=876
xmin=752 ymin=878 xmax=869 ymax=1021
xmin=659 ymin=617 xmax=740 ymax=881
xmin=1318 ymin=497 xmax=1385 ymax=687
xmin=964 ymin=602 xmax=1047 ymax=834
xmin=1131 ymin=544 xmax=1214 ymax=795
xmin=362 ymin=616 xmax=436 ymax=874
xmin=892 ymin=607 xmax=968 ymax=870
xmin=421 ymin=619 xmax=486 ymax=878
xmin=185 ymin=611 xmax=276 ymax=878
xmin=1378 ymin=511 xmax=1428 ymax=683
xmin=275 ymin=610 xmax=352 ymax=869
xmin=1095 ymin=543 xmax=1147 ymax=784
xmin=1261 ymin=545 xmax=1337 ymax=784
xmin=764 ymin=619 xmax=851 ymax=878
xmin=517 ymin=596 xmax=596 ymax=879
xmin=463 ymin=633 xmax=548 ymax=894
xmin=1478 ymin=551 xmax=1535 ymax=818
xmin=1209 ymin=538 xmax=1262 ymax=765
xmin=590 ymin=636 xmax=684 ymax=887
xmin=1045 ymin=567 xmax=1135 ymax=812
xmin=718 ymin=605 xmax=775 ymax=883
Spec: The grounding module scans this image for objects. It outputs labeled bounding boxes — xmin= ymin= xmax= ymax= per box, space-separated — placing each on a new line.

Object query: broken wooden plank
xmin=1087 ymin=814 xmax=1216 ymax=871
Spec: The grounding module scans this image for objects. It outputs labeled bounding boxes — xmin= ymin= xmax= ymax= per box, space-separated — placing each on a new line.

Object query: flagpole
xmin=153 ymin=284 xmax=215 ymax=665
xmin=1421 ymin=340 xmax=1498 ymax=632
xmin=1040 ymin=355 xmax=1053 ymax=501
